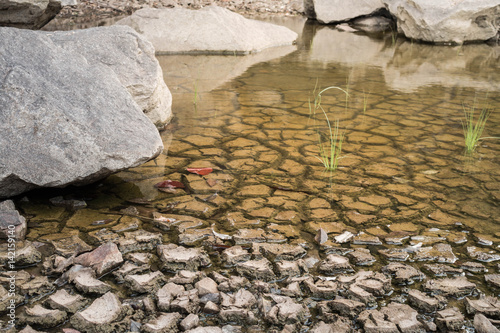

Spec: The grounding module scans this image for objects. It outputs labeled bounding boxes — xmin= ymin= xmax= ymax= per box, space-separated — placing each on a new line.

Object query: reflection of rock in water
xmin=157 ymin=45 xmax=297 ymax=93
xmin=309 ymin=25 xmax=500 ymax=93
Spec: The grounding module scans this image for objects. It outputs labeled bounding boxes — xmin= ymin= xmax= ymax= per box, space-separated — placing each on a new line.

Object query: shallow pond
xmin=4 ymin=16 xmax=500 ymax=333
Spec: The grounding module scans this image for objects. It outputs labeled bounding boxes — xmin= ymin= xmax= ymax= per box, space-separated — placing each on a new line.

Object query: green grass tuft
xmin=461 ymin=101 xmax=498 ymax=155
xmin=311 ymin=86 xmax=349 ymax=171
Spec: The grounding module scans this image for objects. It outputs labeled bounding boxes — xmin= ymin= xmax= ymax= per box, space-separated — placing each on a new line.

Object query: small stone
xmin=424 ymin=277 xmax=476 ymax=297
xmin=407 ymin=289 xmax=446 ymax=313
xmin=0 ymin=200 xmax=26 ymax=240
xmin=422 ymin=263 xmax=463 ymax=277
xmin=186 ymin=327 xmax=223 ymax=333
xmin=379 ymin=248 xmax=410 ymax=261
xmin=236 ymin=258 xmax=276 ymax=281
xmin=282 ymin=281 xmax=302 ymax=297
xmin=0 ymin=241 xmax=41 ymax=266
xmin=221 ymin=289 xmax=257 ymax=309
xmin=468 ymin=246 xmax=500 ymax=262
xmin=113 ymin=261 xmax=149 ymax=283
xmin=46 ymin=289 xmax=88 ymax=313
xmin=221 ymin=246 xmax=251 ymax=267
xmin=435 ymin=307 xmax=464 ymax=332
xmin=203 ymin=301 xmax=220 ymax=314
xmin=382 ymin=263 xmax=425 ymax=285
xmin=72 ymin=269 xmax=111 ymax=295
xmin=19 ymin=275 xmax=55 ymax=298
xmin=474 ymin=313 xmax=500 ymax=333
xmin=347 ymin=248 xmax=376 ymax=266
xmin=157 ymin=282 xmax=185 ymax=311
xmin=157 ymin=244 xmax=210 ymax=272
xmin=414 ymin=243 xmax=457 ymax=263
xmin=380 ymin=302 xmax=425 ymax=333
xmin=170 ymin=289 xmax=200 ymax=314
xmin=169 ymin=270 xmax=200 ymax=285
xmin=180 ymin=313 xmax=199 ymax=331
xmin=465 ymin=296 xmax=500 ymax=318
xmin=118 ymin=229 xmax=162 ymax=253
xmin=252 ymin=243 xmax=307 ymax=261
xmin=277 ymin=260 xmax=302 ymax=278
xmin=461 ymin=261 xmax=487 ymax=273
xmin=125 ymin=271 xmax=165 ymax=294
xmin=485 ymin=274 xmax=500 ymax=288
xmin=19 ymin=325 xmax=48 ymax=333
xmin=75 ymin=242 xmax=123 ymax=276
xmin=329 ymin=298 xmax=365 ymax=318
xmin=358 ymin=309 xmax=398 ymax=333
xmin=352 ymin=233 xmax=382 ymax=246
xmin=303 ymin=278 xmax=337 ymax=299
xmin=266 ymin=297 xmax=310 ymax=325
xmin=334 ymin=231 xmax=354 ymax=243
xmin=233 ymin=228 xmax=266 ymax=245
xmin=71 ymin=292 xmax=127 ymax=333
xmin=319 ymin=254 xmax=354 ymax=275
xmin=315 ymin=228 xmax=328 ymax=245
xmin=22 ymin=304 xmax=67 ymax=328
xmin=142 ymin=312 xmax=181 ymax=333
xmin=195 ymin=277 xmax=218 ymax=296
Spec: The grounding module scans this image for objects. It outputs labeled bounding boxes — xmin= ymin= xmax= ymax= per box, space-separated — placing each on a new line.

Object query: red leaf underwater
xmin=154 ymin=180 xmax=185 ymax=188
xmin=186 ymin=167 xmax=213 ymax=176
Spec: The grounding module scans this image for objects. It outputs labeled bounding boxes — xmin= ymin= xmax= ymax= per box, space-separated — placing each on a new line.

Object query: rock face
xmin=45 ymin=25 xmax=172 ymax=127
xmin=309 ymin=0 xmax=384 ymax=23
xmin=0 ymin=200 xmax=26 ymax=240
xmin=0 ymin=27 xmax=164 ymax=198
xmin=383 ymin=0 xmax=500 ymax=44
xmin=0 ymin=0 xmax=61 ymax=29
xmin=116 ymin=5 xmax=298 ymax=54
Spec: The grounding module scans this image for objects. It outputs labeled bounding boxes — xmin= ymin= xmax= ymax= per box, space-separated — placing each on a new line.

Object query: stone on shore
xmin=310 ymin=0 xmax=384 ymax=24
xmin=21 ymin=304 xmax=67 ymax=328
xmin=0 ymin=27 xmax=163 ymax=198
xmin=45 ymin=25 xmax=172 ymax=127
xmin=0 ymin=0 xmax=61 ymax=29
xmin=474 ymin=313 xmax=500 ymax=333
xmin=157 ymin=244 xmax=210 ymax=272
xmin=46 ymin=289 xmax=88 ymax=313
xmin=142 ymin=312 xmax=182 ymax=333
xmin=116 ymin=5 xmax=297 ymax=54
xmin=383 ymin=0 xmax=500 ymax=44
xmin=75 ymin=242 xmax=123 ymax=276
xmin=0 ymin=200 xmax=27 ymax=240
xmin=71 ymin=292 xmax=128 ymax=333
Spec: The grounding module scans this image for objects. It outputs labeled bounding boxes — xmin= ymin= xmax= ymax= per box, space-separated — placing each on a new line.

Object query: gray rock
xmin=75 ymin=242 xmax=123 ymax=277
xmin=468 ymin=246 xmax=500 ymax=262
xmin=311 ymin=0 xmax=384 ymax=23
xmin=236 ymin=258 xmax=276 ymax=281
xmin=407 ymin=289 xmax=446 ymax=313
xmin=351 ymin=15 xmax=394 ymax=33
xmin=266 ymin=296 xmax=310 ymax=325
xmin=71 ymin=292 xmax=128 ymax=333
xmin=435 ymin=307 xmax=464 ymax=332
xmin=0 ymin=27 xmax=163 ymax=198
xmin=170 ymin=289 xmax=200 ymax=314
xmin=485 ymin=274 xmax=500 ymax=288
xmin=0 ymin=240 xmax=41 ymax=267
xmin=310 ymin=319 xmax=352 ymax=333
xmin=72 ymin=269 xmax=111 ymax=295
xmin=383 ymin=0 xmax=500 ymax=44
xmin=329 ymin=298 xmax=365 ymax=318
xmin=358 ymin=309 xmax=399 ymax=333
xmin=252 ymin=243 xmax=307 ymax=261
xmin=195 ymin=277 xmax=218 ymax=296
xmin=0 ymin=284 xmax=23 ymax=312
xmin=0 ymin=200 xmax=26 ymax=240
xmin=414 ymin=243 xmax=457 ymax=263
xmin=466 ymin=296 xmax=500 ymax=318
xmin=474 ymin=313 xmax=500 ymax=333
xmin=382 ymin=262 xmax=425 ymax=285
xmin=0 ymin=0 xmax=61 ymax=29
xmin=46 ymin=289 xmax=88 ymax=313
xmin=18 ymin=325 xmax=47 ymax=333
xmin=347 ymin=248 xmax=376 ymax=266
xmin=424 ymin=276 xmax=476 ymax=297
xmin=204 ymin=301 xmax=220 ymax=314
xmin=21 ymin=304 xmax=67 ymax=328
xmin=157 ymin=244 xmax=210 ymax=272
xmin=186 ymin=327 xmax=223 ymax=333
xmin=142 ymin=312 xmax=181 ymax=333
xmin=180 ymin=313 xmax=199 ymax=331
xmin=157 ymin=282 xmax=185 ymax=311
xmin=125 ymin=271 xmax=165 ymax=294
xmin=45 ymin=26 xmax=172 ymax=127
xmin=113 ymin=261 xmax=149 ymax=284
xmin=169 ymin=270 xmax=201 ymax=285
xmin=380 ymin=302 xmax=425 ymax=333
xmin=319 ymin=254 xmax=354 ymax=274
xmin=303 ymin=278 xmax=337 ymax=299
xmin=221 ymin=246 xmax=251 ymax=267
xmin=116 ymin=6 xmax=297 ymax=55
xmin=118 ymin=229 xmax=162 ymax=254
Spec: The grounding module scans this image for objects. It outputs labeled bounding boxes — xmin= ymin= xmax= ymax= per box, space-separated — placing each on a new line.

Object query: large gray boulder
xmin=0 ymin=0 xmax=61 ymax=29
xmin=309 ymin=0 xmax=385 ymax=23
xmin=116 ymin=5 xmax=298 ymax=54
xmin=0 ymin=27 xmax=164 ymax=198
xmin=45 ymin=25 xmax=172 ymax=127
xmin=383 ymin=0 xmax=500 ymax=44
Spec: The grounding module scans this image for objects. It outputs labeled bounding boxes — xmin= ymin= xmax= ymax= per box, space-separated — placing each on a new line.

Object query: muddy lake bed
xmin=2 ymin=16 xmax=500 ymax=333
